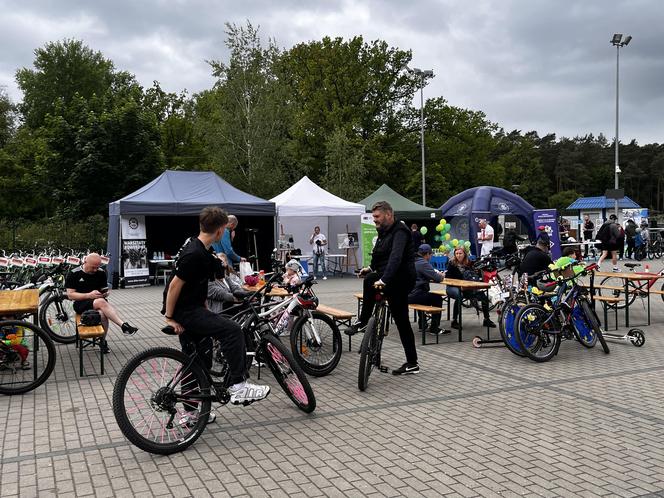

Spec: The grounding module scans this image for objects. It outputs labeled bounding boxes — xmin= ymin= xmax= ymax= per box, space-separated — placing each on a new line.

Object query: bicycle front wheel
xmin=261 ymin=335 xmax=316 ymax=413
xmin=0 ymin=321 xmax=56 ymax=395
xmin=39 ymin=293 xmax=77 ymax=344
xmin=579 ymin=299 xmax=610 ymax=354
xmin=358 ymin=317 xmax=378 ymax=391
xmin=514 ymin=304 xmax=560 ymax=363
xmin=112 ymin=347 xmax=212 ymax=455
xmin=571 ymin=302 xmax=598 ymax=348
xmin=290 ymin=311 xmax=342 ymax=377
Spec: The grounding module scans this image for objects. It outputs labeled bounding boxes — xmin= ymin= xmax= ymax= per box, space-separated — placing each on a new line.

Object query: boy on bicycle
xmin=162 ymin=207 xmax=270 ymax=407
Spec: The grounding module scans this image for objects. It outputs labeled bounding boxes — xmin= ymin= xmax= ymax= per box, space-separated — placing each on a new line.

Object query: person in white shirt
xmin=478 ymin=219 xmax=494 ymax=257
xmin=309 ymin=226 xmax=328 ymax=280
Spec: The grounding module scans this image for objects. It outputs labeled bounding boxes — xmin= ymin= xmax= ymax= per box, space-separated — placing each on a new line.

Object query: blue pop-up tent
xmin=440 ymin=186 xmax=537 ymax=255
xmin=107 ymin=170 xmax=275 ymax=282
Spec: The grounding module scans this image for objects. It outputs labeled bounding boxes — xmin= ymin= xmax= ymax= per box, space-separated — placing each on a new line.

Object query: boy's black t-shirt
xmin=65 ymin=267 xmax=107 ymax=294
xmin=170 ymin=237 xmax=217 ymax=311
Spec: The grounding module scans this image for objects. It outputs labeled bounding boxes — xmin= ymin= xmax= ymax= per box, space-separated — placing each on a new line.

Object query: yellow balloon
xmin=441 ymin=218 xmax=447 ymax=226
xmin=452 ymin=239 xmax=459 ymax=247
xmin=444 ymin=233 xmax=451 ymax=240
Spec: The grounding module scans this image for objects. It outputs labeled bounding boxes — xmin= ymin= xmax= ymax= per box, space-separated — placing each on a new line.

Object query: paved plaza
xmin=2 ymin=267 xmax=664 ymax=497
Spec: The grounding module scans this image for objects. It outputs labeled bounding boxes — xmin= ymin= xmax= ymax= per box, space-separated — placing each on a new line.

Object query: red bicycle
xmin=597 ymin=262 xmax=664 ymax=309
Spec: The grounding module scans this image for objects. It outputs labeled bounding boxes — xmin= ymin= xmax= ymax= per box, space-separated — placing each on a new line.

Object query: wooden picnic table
xmin=0 ymin=289 xmax=39 ymax=322
xmin=592 ymin=270 xmax=664 ymax=327
xmin=430 ymin=279 xmax=492 ymax=342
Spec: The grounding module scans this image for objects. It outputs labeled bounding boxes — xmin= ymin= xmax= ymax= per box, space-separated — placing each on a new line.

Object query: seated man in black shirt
xmin=518 ymin=236 xmax=553 ymax=284
xmin=408 ymin=244 xmax=448 ymax=335
xmin=66 ymin=253 xmax=138 ymax=353
xmin=163 ymin=207 xmax=270 ymax=406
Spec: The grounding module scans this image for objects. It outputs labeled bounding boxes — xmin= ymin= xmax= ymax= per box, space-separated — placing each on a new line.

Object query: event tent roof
xmin=358 ymin=184 xmax=436 ymax=219
xmin=109 ymin=170 xmax=275 ymax=216
xmin=270 ymin=176 xmax=365 ymax=217
xmin=566 ymin=196 xmax=641 ymax=210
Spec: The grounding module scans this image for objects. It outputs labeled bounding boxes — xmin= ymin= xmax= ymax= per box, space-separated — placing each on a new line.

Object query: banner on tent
xmin=122 ymin=239 xmax=149 ymax=286
xmin=361 ymin=214 xmax=377 ymax=267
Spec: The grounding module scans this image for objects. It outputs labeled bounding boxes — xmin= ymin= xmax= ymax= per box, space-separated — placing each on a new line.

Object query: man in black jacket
xmin=408 ymin=244 xmax=448 ymax=335
xmin=349 ymin=201 xmax=419 ymax=375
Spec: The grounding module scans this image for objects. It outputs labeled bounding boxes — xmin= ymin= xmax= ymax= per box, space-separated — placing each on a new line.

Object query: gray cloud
xmin=1 ymin=0 xmax=661 ymax=143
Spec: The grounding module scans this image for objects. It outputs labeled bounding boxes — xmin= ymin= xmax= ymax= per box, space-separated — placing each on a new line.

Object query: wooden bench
xmin=317 ymin=304 xmax=356 ymax=351
xmin=409 ymin=304 xmax=446 ymax=345
xmin=76 ymin=314 xmax=106 ymax=377
xmin=591 ymin=295 xmax=621 ymax=331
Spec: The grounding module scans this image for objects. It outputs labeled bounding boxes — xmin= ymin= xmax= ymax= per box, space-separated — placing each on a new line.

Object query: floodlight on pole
xmin=610 ymin=33 xmax=632 ymax=218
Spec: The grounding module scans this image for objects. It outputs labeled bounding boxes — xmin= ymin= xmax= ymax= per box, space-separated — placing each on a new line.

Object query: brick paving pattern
xmin=1 ymin=265 xmax=664 ymax=497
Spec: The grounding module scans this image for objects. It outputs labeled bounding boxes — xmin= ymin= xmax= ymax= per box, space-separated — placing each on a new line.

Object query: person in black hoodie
xmin=349 ymin=201 xmax=419 ymax=375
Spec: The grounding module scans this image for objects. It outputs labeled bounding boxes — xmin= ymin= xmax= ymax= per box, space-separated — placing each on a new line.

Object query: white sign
xmin=121 ymin=215 xmax=146 ymax=240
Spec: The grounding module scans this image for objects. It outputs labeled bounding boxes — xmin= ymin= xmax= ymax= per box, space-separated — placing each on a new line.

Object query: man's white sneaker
xmin=228 ymin=381 xmax=271 ymax=406
xmin=322 ymin=276 xmax=328 ymax=280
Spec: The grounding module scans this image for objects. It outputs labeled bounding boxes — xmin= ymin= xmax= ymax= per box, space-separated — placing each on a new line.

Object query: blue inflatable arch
xmin=439 ymin=186 xmax=537 ymax=255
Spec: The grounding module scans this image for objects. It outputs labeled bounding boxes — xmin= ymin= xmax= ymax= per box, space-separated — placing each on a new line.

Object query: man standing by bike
xmin=162 ymin=207 xmax=270 ymax=406
xmin=348 ymin=201 xmax=419 ymax=375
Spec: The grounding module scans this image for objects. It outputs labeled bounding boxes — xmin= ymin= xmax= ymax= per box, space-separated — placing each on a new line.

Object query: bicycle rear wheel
xmin=514 ymin=304 xmax=560 ymax=363
xmin=261 ymin=335 xmax=316 ymax=413
xmin=579 ymin=299 xmax=610 ymax=354
xmin=499 ymin=298 xmax=526 ymax=357
xmin=290 ymin=311 xmax=342 ymax=377
xmin=112 ymin=347 xmax=212 ymax=455
xmin=598 ymin=276 xmax=638 ymax=309
xmin=39 ymin=293 xmax=77 ymax=344
xmin=358 ymin=317 xmax=377 ymax=391
xmin=0 ymin=321 xmax=56 ymax=395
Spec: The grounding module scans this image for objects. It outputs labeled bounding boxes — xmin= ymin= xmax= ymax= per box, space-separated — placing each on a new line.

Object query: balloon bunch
xmin=432 ymin=218 xmax=471 ymax=254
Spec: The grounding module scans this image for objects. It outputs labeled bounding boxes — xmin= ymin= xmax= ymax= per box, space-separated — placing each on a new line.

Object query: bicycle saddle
xmin=624 ymin=263 xmax=641 ymax=268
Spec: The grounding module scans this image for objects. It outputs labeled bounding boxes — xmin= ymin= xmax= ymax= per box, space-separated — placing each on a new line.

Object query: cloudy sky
xmin=1 ymin=0 xmax=662 ymax=144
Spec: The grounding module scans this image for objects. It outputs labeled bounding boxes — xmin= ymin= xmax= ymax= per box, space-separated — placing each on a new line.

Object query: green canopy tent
xmin=359 ymin=184 xmax=437 ymax=219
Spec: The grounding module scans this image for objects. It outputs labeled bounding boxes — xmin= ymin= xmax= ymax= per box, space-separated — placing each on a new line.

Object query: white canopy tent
xmin=270 ymin=176 xmax=365 ymax=272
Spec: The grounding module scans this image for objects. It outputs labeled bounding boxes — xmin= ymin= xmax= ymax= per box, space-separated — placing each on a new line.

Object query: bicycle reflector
xmin=296 ymin=293 xmax=319 ymax=309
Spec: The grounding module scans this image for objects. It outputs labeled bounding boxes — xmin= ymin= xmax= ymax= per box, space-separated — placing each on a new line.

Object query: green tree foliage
xmin=0 ymin=88 xmax=15 ymax=147
xmin=196 ymin=22 xmax=290 ymax=197
xmin=13 ymin=39 xmax=163 ymax=219
xmin=323 ymin=128 xmax=367 ymax=200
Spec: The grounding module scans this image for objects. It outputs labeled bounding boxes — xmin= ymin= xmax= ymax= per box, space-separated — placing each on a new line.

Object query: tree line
xmin=0 ymin=22 xmax=662 ymax=249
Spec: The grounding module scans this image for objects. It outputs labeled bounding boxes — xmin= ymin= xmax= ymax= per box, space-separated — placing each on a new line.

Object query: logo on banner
xmin=128 ymin=217 xmax=139 ymax=230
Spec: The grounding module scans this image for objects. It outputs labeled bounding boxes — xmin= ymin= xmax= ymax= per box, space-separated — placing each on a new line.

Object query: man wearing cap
xmin=408 ymin=244 xmax=448 ymax=335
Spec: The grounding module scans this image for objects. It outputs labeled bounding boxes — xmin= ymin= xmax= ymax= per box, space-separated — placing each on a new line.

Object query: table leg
xmin=458 ymin=301 xmax=463 ymax=343
xmin=624 ymin=278 xmax=629 ymax=328
xmin=647 ymin=283 xmax=651 ymax=326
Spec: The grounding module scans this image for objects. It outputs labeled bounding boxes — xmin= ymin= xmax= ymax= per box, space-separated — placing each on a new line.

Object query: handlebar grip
xmin=161 ymin=326 xmax=176 ymax=335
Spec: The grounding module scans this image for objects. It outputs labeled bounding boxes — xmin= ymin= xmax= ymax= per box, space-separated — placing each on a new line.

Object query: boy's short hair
xmin=561 ymin=246 xmax=576 ymax=257
xmin=199 ymin=207 xmax=228 ymax=234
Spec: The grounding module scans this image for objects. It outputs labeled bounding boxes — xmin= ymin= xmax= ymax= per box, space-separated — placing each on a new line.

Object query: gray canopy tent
xmin=107 ymin=170 xmax=275 ymax=282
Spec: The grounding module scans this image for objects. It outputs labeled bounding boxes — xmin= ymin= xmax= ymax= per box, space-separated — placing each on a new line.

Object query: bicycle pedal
xmin=379 ymin=366 xmax=389 ymax=373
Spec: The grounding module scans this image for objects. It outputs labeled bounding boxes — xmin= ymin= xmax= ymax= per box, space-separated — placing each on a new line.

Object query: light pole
xmin=407 ymin=67 xmax=434 ymax=206
xmin=610 ymin=33 xmax=632 ymax=218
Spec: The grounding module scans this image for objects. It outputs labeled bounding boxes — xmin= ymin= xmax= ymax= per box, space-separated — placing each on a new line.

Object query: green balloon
xmin=420 ymin=226 xmax=428 ymax=235
xmin=445 ymin=223 xmax=451 ymax=232
xmin=464 ymin=241 xmax=471 ymax=247
xmin=434 ymin=235 xmax=441 ymax=241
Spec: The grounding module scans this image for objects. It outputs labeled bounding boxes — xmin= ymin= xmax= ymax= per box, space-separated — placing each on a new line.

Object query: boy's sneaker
xmin=612 ymin=267 xmax=620 ymax=272
xmin=392 ymin=363 xmax=419 ymax=375
xmin=180 ymin=412 xmax=217 ymax=428
xmin=450 ymin=320 xmax=460 ymax=329
xmin=121 ymin=322 xmax=138 ymax=335
xmin=344 ymin=321 xmax=365 ymax=336
xmin=229 ymin=381 xmax=271 ymax=406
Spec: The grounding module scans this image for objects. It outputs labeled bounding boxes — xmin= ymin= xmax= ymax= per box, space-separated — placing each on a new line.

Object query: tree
xmin=0 ymin=88 xmax=15 ymax=147
xmin=323 ymin=128 xmax=367 ymax=200
xmin=197 ymin=22 xmax=290 ymax=197
xmin=16 ymin=39 xmax=117 ymax=129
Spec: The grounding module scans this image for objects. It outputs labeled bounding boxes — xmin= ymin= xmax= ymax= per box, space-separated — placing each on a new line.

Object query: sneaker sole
xmin=231 ymin=388 xmax=271 ymax=406
xmin=393 ymin=370 xmax=420 ymax=376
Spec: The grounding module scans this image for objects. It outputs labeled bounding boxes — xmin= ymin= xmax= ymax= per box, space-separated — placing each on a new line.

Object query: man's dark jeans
xmin=359 ymin=272 xmax=417 ymax=365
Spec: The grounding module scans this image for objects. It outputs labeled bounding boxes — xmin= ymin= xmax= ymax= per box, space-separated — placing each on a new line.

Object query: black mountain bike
xmin=358 ymin=284 xmax=390 ymax=391
xmin=113 ymin=320 xmax=316 ymax=455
